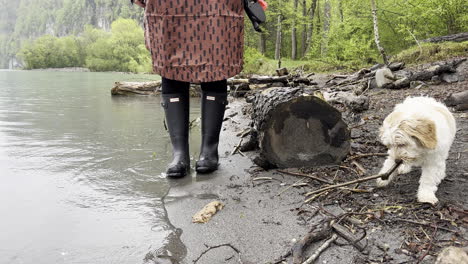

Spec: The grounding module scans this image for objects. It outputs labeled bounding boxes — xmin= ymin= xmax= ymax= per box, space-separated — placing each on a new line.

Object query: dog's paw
xmin=398 ymin=164 xmax=412 ymax=174
xmin=376 ymin=178 xmax=390 ymax=188
xmin=417 ymin=191 xmax=438 ymax=205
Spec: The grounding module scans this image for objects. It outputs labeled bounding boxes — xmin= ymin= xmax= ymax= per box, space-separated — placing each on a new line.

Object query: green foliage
xmin=18 ymin=35 xmax=82 ymax=69
xmin=4 ymin=0 xmax=468 ymax=72
xmin=85 ymin=19 xmax=151 ymax=72
xmin=243 ymin=47 xmax=268 ymax=73
xmin=394 ymin=41 xmax=468 ymax=65
xmin=18 ymin=18 xmax=152 ymax=73
xmin=243 ymin=0 xmax=467 ymax=70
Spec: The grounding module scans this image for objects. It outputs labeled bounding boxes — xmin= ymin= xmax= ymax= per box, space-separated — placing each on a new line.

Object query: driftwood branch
xmin=305 ymin=160 xmax=402 ymax=196
xmin=302 ymin=234 xmax=338 ymax=264
xmin=292 ymin=221 xmax=332 ymax=264
xmin=331 ymin=222 xmax=368 ymax=253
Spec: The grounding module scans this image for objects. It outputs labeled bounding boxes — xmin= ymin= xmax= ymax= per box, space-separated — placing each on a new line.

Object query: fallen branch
xmin=277 ymin=170 xmax=333 ymax=185
xmin=302 ymin=234 xmax=338 ymax=264
xmin=331 ymin=222 xmax=368 ymax=253
xmin=292 ymin=221 xmax=332 ymax=264
xmin=193 ymin=243 xmax=242 ymax=264
xmin=305 ymin=160 xmax=402 ymax=196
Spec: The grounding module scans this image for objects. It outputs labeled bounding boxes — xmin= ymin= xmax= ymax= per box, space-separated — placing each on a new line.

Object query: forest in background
xmin=1 ymin=0 xmax=467 ymax=72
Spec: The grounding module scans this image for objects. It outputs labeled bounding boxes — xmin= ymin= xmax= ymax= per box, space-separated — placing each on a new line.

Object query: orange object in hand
xmin=258 ymin=0 xmax=268 ymax=10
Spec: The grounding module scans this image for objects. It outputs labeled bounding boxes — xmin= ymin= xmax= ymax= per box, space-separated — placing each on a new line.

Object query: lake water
xmin=0 ymin=71 xmax=201 ymax=263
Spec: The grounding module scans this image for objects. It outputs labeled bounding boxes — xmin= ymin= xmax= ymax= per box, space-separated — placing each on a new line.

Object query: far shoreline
xmin=1 ymin=67 xmax=156 ymax=75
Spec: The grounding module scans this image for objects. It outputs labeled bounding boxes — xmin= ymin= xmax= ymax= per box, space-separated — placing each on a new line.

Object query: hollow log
xmin=111 ymin=81 xmax=161 ymax=96
xmin=252 ymin=87 xmax=350 ymax=168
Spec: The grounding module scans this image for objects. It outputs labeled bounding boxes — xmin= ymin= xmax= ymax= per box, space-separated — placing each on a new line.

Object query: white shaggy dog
xmin=376 ymin=96 xmax=456 ymax=204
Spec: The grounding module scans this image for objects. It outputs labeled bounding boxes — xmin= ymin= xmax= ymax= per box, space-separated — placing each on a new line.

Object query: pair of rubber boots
xmin=161 ymin=91 xmax=227 ymax=177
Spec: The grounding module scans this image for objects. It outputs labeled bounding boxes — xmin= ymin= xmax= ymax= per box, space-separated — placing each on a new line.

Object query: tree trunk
xmin=338 ymin=0 xmax=344 ymax=22
xmin=275 ymin=13 xmax=283 ymax=61
xmin=321 ymin=0 xmax=331 ymax=56
xmin=301 ymin=0 xmax=307 ymax=57
xmin=303 ymin=0 xmax=318 ymax=57
xmin=260 ymin=32 xmax=267 ymax=55
xmin=291 ymin=0 xmax=299 ymax=60
xmin=370 ymin=0 xmax=388 ymax=65
xmin=251 ymin=87 xmax=351 ymax=168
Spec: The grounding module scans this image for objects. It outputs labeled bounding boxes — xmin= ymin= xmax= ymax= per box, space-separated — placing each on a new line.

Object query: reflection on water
xmin=0 ymin=71 xmax=199 ymax=263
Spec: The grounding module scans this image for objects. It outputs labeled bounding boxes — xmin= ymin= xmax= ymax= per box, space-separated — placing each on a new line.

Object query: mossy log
xmin=251 ymin=87 xmax=350 ymax=168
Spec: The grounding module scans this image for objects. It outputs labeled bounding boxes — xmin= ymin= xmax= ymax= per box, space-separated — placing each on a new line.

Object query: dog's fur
xmin=376 ymin=96 xmax=456 ymax=204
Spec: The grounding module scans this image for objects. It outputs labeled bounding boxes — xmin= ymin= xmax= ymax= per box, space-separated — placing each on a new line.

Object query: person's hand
xmin=134 ymin=0 xmax=145 ymax=8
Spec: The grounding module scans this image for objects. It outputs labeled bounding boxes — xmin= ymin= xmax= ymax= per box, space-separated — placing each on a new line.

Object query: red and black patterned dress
xmin=144 ymin=0 xmax=244 ymax=83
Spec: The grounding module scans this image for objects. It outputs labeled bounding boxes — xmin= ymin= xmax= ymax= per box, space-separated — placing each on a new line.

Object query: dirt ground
xmin=151 ymin=61 xmax=467 ymax=264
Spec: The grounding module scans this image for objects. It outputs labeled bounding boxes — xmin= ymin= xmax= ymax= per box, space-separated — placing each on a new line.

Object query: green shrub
xmin=18 ymin=18 xmax=152 ymax=73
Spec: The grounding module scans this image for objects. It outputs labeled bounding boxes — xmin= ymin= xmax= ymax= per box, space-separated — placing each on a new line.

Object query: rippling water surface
xmin=0 ymin=71 xmax=199 ymax=263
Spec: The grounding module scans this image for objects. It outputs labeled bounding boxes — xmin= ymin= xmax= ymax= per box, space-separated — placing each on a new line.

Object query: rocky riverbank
xmin=145 ymin=58 xmax=468 ymax=264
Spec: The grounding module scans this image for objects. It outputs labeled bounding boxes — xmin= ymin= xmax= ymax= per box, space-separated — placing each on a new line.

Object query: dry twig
xmin=305 ymin=160 xmax=402 ymax=196
xmin=302 ymin=234 xmax=338 ymax=264
xmin=393 ymin=218 xmax=456 ymax=233
xmin=231 ymin=138 xmax=244 ymax=155
xmin=276 ymin=179 xmax=310 ymax=197
xmin=416 ymin=224 xmax=438 ymax=264
xmin=277 ymin=170 xmax=333 ymax=185
xmin=193 ymin=243 xmax=241 ymax=263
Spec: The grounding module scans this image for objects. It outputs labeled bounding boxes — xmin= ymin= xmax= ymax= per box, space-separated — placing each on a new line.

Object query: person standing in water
xmin=133 ymin=0 xmax=244 ymax=177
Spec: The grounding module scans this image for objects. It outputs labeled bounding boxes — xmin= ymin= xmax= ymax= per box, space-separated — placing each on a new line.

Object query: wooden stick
xmin=305 ymin=160 xmax=402 ymax=196
xmin=302 ymin=234 xmax=338 ymax=264
xmin=351 ymin=160 xmax=367 ymax=175
xmin=303 ymin=191 xmax=329 ymax=204
xmin=292 ymin=222 xmax=332 ymax=264
xmin=331 ymin=222 xmax=367 ymax=252
xmin=276 ymin=179 xmax=308 ymax=197
xmin=231 ymin=138 xmax=244 ymax=155
xmin=278 ymin=170 xmax=333 ymax=185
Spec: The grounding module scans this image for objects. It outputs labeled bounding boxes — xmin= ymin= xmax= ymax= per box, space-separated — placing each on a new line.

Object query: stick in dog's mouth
xmin=380 ymin=159 xmax=403 ymax=180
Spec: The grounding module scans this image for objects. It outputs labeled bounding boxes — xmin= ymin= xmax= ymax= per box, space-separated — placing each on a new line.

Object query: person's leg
xmin=196 ymin=79 xmax=228 ymax=173
xmin=161 ymin=77 xmax=191 ymax=177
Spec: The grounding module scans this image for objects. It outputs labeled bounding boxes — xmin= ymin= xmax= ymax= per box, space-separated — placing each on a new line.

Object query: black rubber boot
xmin=161 ymin=93 xmax=190 ymax=178
xmin=196 ymin=92 xmax=228 ymax=173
